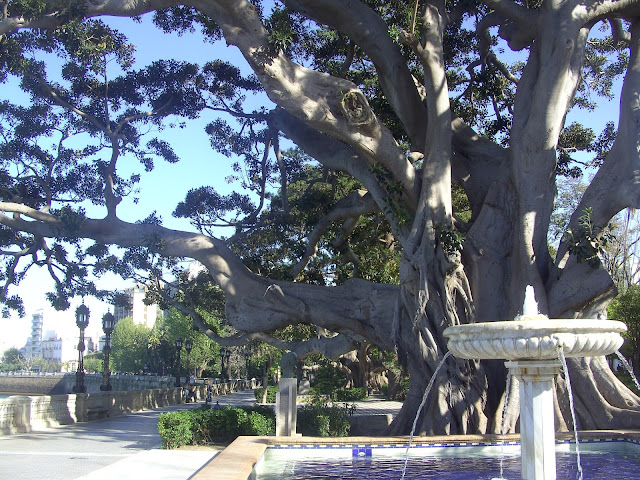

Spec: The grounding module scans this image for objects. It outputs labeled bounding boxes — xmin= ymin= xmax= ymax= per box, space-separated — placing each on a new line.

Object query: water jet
xmin=443 ymin=289 xmax=626 ymax=480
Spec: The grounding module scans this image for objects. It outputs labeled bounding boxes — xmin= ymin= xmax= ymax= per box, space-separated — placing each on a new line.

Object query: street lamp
xmin=243 ymin=348 xmax=250 ymax=378
xmin=223 ymin=348 xmax=231 ymax=381
xmin=185 ymin=338 xmax=193 ymax=382
xmin=73 ymin=304 xmax=90 ymax=393
xmin=174 ymin=337 xmax=183 ymax=387
xmin=100 ymin=312 xmax=115 ymax=391
xmin=219 ymin=348 xmax=226 ymax=381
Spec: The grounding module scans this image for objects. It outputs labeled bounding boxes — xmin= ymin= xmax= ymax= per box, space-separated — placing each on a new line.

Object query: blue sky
xmin=0 ymin=13 xmax=267 ymax=350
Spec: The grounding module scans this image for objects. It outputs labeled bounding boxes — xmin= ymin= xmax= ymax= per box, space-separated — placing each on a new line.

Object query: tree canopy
xmin=1 ymin=0 xmax=640 ymax=434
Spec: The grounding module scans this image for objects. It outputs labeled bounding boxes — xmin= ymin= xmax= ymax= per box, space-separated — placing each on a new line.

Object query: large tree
xmin=1 ymin=0 xmax=640 ymax=435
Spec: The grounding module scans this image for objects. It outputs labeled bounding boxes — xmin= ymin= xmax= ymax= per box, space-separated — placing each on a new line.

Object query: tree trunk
xmin=261 ymin=360 xmax=271 ymax=404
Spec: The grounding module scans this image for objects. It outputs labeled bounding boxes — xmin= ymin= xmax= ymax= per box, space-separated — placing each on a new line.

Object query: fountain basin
xmin=443 ymin=317 xmax=626 ymax=360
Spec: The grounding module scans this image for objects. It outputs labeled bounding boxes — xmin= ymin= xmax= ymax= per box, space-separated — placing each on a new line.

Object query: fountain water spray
xmin=400 ymin=351 xmax=452 ymax=480
xmin=495 ymin=369 xmax=514 ymax=480
xmin=557 ymin=346 xmax=583 ymax=480
xmin=444 ymin=286 xmax=626 ymax=480
xmin=614 ymin=351 xmax=640 ymax=391
xmin=520 ymin=285 xmax=539 ymax=318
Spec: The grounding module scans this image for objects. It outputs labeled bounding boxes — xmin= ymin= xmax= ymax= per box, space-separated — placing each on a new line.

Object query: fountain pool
xmin=249 ymin=436 xmax=640 ymax=480
xmin=443 ymin=291 xmax=627 ymax=480
xmin=194 ymin=433 xmax=640 ymax=480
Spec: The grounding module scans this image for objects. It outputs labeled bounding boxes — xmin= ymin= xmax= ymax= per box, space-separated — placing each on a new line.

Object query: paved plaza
xmin=0 ymin=389 xmax=402 ymax=480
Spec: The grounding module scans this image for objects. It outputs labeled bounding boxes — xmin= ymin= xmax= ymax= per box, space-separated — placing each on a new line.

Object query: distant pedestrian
xmin=205 ymin=385 xmax=213 ymax=404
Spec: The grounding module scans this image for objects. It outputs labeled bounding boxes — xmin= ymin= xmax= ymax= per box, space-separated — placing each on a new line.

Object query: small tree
xmin=1 ymin=347 xmax=25 ymax=370
xmin=608 ymin=285 xmax=640 ymax=372
xmin=110 ymin=317 xmax=151 ymax=373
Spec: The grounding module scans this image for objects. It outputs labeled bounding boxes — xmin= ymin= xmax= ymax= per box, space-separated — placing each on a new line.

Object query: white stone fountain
xmin=443 ymin=288 xmax=627 ymax=480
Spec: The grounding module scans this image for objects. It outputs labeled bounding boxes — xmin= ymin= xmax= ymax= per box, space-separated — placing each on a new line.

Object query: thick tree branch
xmin=290 ymin=190 xmax=377 ymax=279
xmin=271 ymin=108 xmax=410 ymax=240
xmin=609 ymin=18 xmax=631 ymax=47
xmin=399 ymin=0 xmax=453 ymax=254
xmin=0 ymin=0 xmax=179 ymax=35
xmin=552 ymin=18 xmax=640 ymax=299
xmin=0 ymin=203 xmax=397 ymax=348
xmin=190 ymin=0 xmax=419 ymax=209
xmin=586 ymin=0 xmax=640 ymax=23
xmin=451 ymin=118 xmax=507 ymax=217
xmin=283 ymin=0 xmax=429 ymax=152
xmin=480 ymin=0 xmax=534 ymax=25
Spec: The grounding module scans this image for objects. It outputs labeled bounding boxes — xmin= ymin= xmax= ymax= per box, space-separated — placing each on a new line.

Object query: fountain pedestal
xmin=507 ymin=360 xmax=561 ymax=480
xmin=276 ymin=351 xmax=299 ymax=437
xmin=275 ymin=377 xmax=298 ymax=436
xmin=444 ymin=317 xmax=626 ymax=480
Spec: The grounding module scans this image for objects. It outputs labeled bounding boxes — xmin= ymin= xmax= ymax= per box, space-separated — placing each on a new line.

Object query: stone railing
xmin=0 ymin=378 xmax=257 ymax=435
xmin=0 ymin=373 xmax=178 ymax=395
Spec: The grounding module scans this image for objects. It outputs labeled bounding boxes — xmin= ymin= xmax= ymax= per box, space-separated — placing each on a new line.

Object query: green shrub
xmin=310 ymin=362 xmax=347 ymax=394
xmin=297 ymin=400 xmax=354 ymax=437
xmin=157 ymin=410 xmax=195 ymax=449
xmin=254 ymin=386 xmax=278 ymax=403
xmin=333 ymin=387 xmax=367 ymax=401
xmin=158 ymin=406 xmax=275 ymax=449
xmin=380 ymin=384 xmax=388 ymax=397
xmin=614 ymin=370 xmax=640 ymax=394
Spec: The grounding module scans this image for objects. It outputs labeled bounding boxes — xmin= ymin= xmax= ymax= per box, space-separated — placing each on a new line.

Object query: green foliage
xmin=608 ymin=285 xmax=640 ymax=370
xmin=435 ymin=223 xmax=465 ymax=257
xmin=370 ymin=163 xmax=410 ymax=228
xmin=110 ymin=316 xmax=152 ymax=373
xmin=613 ymin=369 xmax=640 ymax=395
xmin=254 ymin=385 xmax=278 ymax=403
xmin=452 ymin=184 xmax=472 ymax=224
xmin=265 ymin=7 xmax=301 ymax=55
xmin=0 ymin=347 xmax=26 ymax=370
xmin=157 ymin=406 xmax=275 ymax=448
xmin=310 ymin=361 xmax=347 ymax=394
xmin=157 ymin=410 xmax=195 ymax=449
xmin=333 ymin=387 xmax=368 ymax=401
xmin=83 ymin=352 xmax=103 ymax=373
xmin=297 ymin=399 xmax=354 ymax=437
xmin=565 ymin=208 xmax=614 ymax=268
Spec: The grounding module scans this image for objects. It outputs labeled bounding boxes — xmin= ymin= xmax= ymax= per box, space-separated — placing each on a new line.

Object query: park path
xmin=0 ymin=389 xmax=256 ymax=480
xmin=0 ymin=389 xmax=402 ymax=480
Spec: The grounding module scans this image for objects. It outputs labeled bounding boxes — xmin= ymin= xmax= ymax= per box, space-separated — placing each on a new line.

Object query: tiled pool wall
xmin=191 ymin=431 xmax=640 ymax=480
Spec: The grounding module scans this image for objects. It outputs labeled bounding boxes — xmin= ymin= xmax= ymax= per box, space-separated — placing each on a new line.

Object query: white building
xmin=22 ymin=310 xmax=44 ymax=359
xmin=113 ymin=284 xmax=163 ymax=327
xmin=42 ymin=329 xmax=79 ymax=364
xmin=41 ymin=329 xmax=97 ymax=364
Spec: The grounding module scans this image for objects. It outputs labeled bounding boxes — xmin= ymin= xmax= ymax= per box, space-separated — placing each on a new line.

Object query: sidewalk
xmin=0 ymin=389 xmax=257 ymax=480
xmin=0 ymin=389 xmax=403 ymax=480
xmin=350 ymin=393 xmax=403 ymax=416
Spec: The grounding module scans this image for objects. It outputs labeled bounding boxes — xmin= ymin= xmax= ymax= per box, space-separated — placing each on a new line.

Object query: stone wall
xmin=0 ymin=375 xmax=68 ymax=395
xmin=0 ymin=373 xmax=177 ymax=395
xmin=0 ymin=378 xmax=257 ymax=435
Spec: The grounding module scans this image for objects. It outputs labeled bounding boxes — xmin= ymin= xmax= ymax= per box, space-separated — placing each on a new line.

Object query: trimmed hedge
xmin=333 ymin=387 xmax=367 ymax=401
xmin=158 ymin=406 xmax=275 ymax=449
xmin=254 ymin=385 xmax=278 ymax=403
xmin=297 ymin=401 xmax=355 ymax=437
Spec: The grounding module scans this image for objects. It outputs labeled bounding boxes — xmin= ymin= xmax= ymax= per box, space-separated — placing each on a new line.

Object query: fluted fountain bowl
xmin=443 ymin=316 xmax=627 ymax=360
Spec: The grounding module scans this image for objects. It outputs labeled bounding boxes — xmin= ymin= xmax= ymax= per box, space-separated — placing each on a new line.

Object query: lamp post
xmin=220 ymin=348 xmax=232 ymax=381
xmin=219 ymin=348 xmax=226 ymax=381
xmin=243 ymin=348 xmax=250 ymax=378
xmin=174 ymin=337 xmax=183 ymax=387
xmin=73 ymin=304 xmax=90 ymax=393
xmin=185 ymin=338 xmax=193 ymax=382
xmin=224 ymin=348 xmax=231 ymax=381
xmin=100 ymin=312 xmax=115 ymax=391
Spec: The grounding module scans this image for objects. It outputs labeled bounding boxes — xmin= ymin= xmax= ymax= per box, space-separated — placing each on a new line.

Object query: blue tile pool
xmin=253 ymin=439 xmax=640 ymax=479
